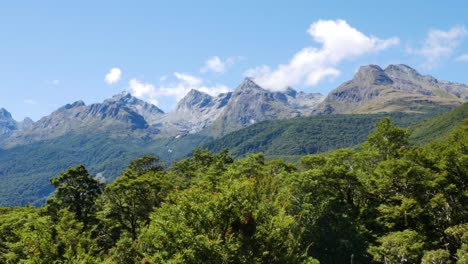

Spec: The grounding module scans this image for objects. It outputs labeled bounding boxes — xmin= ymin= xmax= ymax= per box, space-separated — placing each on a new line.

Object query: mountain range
xmin=2 ymin=64 xmax=466 ymax=147
xmin=0 ymin=64 xmax=467 ymax=206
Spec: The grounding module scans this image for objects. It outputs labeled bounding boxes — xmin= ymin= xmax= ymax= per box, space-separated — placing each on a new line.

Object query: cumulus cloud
xmin=244 ymin=19 xmax=399 ymax=91
xmin=128 ymin=79 xmax=159 ymax=105
xmin=105 ymin=67 xmax=122 ymax=85
xmin=127 ymin=73 xmax=229 ymax=108
xmin=200 ymin=56 xmax=242 ymax=73
xmin=456 ymin=54 xmax=468 ymax=61
xmin=201 ymin=56 xmax=226 ymax=73
xmin=409 ymin=26 xmax=467 ymax=68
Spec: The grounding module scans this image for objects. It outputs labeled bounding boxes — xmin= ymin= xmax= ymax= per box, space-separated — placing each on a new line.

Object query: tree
xmin=445 ymin=224 xmax=468 ymax=264
xmin=47 ymin=165 xmax=103 ymax=228
xmin=6 ymin=209 xmax=57 ymax=264
xmin=364 ymin=117 xmax=410 ymax=160
xmin=54 ymin=209 xmax=100 ymax=263
xmin=99 ymin=156 xmax=169 ymax=241
xmin=421 ymin=249 xmax=451 ymax=264
xmin=368 ymin=229 xmax=424 ymax=264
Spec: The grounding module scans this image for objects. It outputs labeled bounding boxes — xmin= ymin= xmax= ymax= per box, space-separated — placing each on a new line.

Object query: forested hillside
xmin=203 ymin=110 xmax=450 ymax=158
xmin=0 ymin=133 xmax=210 ymax=206
xmin=409 ymin=102 xmax=468 ymax=144
xmin=1 ymin=118 xmax=466 ymax=263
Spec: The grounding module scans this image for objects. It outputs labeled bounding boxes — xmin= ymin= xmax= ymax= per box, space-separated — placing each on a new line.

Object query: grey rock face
xmin=0 ymin=108 xmax=17 ymax=137
xmin=354 ymin=65 xmax=394 ymax=86
xmin=204 ymin=78 xmax=324 ymax=136
xmin=159 ymin=90 xmax=232 ymax=135
xmin=16 ymin=117 xmax=34 ymax=130
xmin=3 ymin=94 xmax=153 ymax=146
xmin=106 ymin=92 xmax=164 ymax=124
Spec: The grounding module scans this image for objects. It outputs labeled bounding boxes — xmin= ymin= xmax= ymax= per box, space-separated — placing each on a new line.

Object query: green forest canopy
xmin=0 ymin=117 xmax=467 ymax=263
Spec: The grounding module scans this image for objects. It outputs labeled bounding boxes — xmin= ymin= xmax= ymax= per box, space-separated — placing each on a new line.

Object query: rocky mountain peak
xmin=314 ymin=63 xmax=467 ymax=115
xmin=235 ymin=77 xmax=265 ymax=93
xmin=354 ymin=65 xmax=393 ymax=86
xmin=0 ymin=108 xmax=17 ymax=136
xmin=284 ymin=87 xmax=297 ymax=98
xmin=105 ymin=92 xmax=164 ymax=122
xmin=0 ymin=108 xmax=13 ymax=120
xmin=110 ymin=91 xmax=132 ymax=101
xmin=17 ymin=117 xmax=34 ymax=130
xmin=384 ymin=64 xmax=421 ymax=78
xmin=176 ymin=89 xmax=213 ymax=111
xmin=56 ymin=100 xmax=86 ymax=112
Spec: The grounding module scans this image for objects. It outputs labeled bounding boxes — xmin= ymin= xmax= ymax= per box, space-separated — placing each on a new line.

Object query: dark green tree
xmin=364 ymin=117 xmax=410 ymax=160
xmin=99 ymin=156 xmax=168 ymax=241
xmin=47 ymin=165 xmax=103 ymax=228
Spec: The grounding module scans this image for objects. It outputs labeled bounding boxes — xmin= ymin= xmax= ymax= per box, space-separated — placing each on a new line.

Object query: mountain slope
xmin=314 ymin=64 xmax=466 ymax=114
xmin=409 ymin=102 xmax=468 ymax=144
xmin=0 ymin=132 xmax=211 ymax=206
xmin=203 ymin=111 xmax=445 ymax=158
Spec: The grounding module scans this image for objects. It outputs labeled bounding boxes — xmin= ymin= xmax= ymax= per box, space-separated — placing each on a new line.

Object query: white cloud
xmin=128 ymin=79 xmax=159 ymax=105
xmin=201 ymin=56 xmax=226 ymax=73
xmin=197 ymin=85 xmax=230 ymax=96
xmin=174 ymin=72 xmax=202 ymax=87
xmin=159 ymin=73 xmax=229 ymax=99
xmin=409 ymin=26 xmax=467 ymax=68
xmin=126 ymin=73 xmax=229 ymax=108
xmin=52 ymin=80 xmax=60 ymax=85
xmin=24 ymin=99 xmax=38 ymax=105
xmin=105 ymin=67 xmax=122 ymax=85
xmin=200 ymin=56 xmax=242 ymax=73
xmin=244 ymin=19 xmax=399 ymax=91
xmin=456 ymin=54 xmax=468 ymax=61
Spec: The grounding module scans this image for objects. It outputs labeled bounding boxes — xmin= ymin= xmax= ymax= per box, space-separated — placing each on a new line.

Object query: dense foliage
xmin=0 ymin=117 xmax=466 ymax=263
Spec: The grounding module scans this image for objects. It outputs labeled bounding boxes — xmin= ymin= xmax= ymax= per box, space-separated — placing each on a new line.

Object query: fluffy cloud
xmin=127 ymin=73 xmax=229 ymax=108
xmin=456 ymin=54 xmax=468 ymax=61
xmin=409 ymin=26 xmax=467 ymax=68
xmin=128 ymin=79 xmax=159 ymax=105
xmin=200 ymin=56 xmax=241 ymax=73
xmin=244 ymin=19 xmax=399 ymax=91
xmin=201 ymin=56 xmax=226 ymax=73
xmin=105 ymin=67 xmax=122 ymax=85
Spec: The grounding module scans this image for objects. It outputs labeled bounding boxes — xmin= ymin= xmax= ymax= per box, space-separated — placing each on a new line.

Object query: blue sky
xmin=1 ymin=0 xmax=467 ymax=120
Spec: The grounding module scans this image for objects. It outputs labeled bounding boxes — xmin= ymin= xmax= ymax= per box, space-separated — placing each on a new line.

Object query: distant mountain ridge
xmin=314 ymin=64 xmax=467 ymax=114
xmin=0 ymin=78 xmax=326 ymax=147
xmin=2 ymin=94 xmax=164 ymax=147
xmin=1 ymin=64 xmax=467 ymax=149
